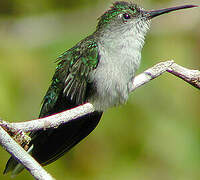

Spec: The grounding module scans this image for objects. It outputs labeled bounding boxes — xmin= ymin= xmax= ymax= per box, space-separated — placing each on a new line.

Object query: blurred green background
xmin=0 ymin=0 xmax=199 ymax=179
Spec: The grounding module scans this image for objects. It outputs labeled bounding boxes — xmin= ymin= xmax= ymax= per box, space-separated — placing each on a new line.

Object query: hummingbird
xmin=4 ymin=1 xmax=197 ymax=176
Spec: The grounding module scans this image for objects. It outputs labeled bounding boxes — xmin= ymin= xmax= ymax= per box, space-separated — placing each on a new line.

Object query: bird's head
xmin=96 ymin=1 xmax=197 ymax=37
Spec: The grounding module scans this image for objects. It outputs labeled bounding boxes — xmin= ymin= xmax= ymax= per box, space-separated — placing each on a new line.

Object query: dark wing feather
xmin=30 ymin=38 xmax=101 ymax=164
xmin=4 ymin=37 xmax=102 ymax=174
xmin=39 ymin=38 xmax=99 ymax=117
xmin=32 ymin=111 xmax=102 ymax=165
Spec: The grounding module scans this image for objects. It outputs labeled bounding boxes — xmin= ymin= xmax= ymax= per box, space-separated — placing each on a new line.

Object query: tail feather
xmin=3 ymin=157 xmax=18 ymax=175
xmin=3 ymin=111 xmax=102 ymax=176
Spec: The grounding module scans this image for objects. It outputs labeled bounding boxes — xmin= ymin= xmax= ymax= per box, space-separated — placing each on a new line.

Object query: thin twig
xmin=167 ymin=63 xmax=200 ymax=89
xmin=131 ymin=60 xmax=175 ymax=91
xmin=0 ymin=61 xmax=199 ymax=133
xmin=0 ymin=60 xmax=199 ymax=180
xmin=0 ymin=127 xmax=55 ymax=180
xmin=0 ymin=103 xmax=95 ymax=133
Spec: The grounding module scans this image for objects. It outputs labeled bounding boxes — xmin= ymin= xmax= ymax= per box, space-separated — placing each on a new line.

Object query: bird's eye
xmin=123 ymin=13 xmax=131 ymax=20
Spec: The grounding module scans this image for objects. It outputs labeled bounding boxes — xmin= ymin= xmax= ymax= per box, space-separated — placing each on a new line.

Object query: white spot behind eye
xmin=118 ymin=14 xmax=123 ymax=18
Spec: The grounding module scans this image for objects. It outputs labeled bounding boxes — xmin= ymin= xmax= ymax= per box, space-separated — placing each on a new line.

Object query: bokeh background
xmin=0 ymin=0 xmax=199 ymax=179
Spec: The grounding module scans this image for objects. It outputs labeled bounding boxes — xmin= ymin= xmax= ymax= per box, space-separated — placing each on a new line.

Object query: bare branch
xmin=131 ymin=60 xmax=175 ymax=91
xmin=0 ymin=61 xmax=199 ymax=134
xmin=0 ymin=127 xmax=55 ymax=180
xmin=0 ymin=103 xmax=95 ymax=133
xmin=167 ymin=63 xmax=200 ymax=89
xmin=131 ymin=60 xmax=200 ymax=91
xmin=0 ymin=60 xmax=199 ymax=180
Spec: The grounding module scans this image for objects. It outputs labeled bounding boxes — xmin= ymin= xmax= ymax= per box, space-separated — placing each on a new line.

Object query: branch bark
xmin=0 ymin=60 xmax=199 ymax=179
xmin=0 ymin=127 xmax=55 ymax=180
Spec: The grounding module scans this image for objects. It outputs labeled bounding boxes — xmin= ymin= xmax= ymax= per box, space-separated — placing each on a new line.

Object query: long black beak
xmin=145 ymin=5 xmax=198 ymax=19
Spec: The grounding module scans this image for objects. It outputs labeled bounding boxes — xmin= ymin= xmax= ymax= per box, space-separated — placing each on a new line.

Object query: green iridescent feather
xmin=4 ymin=35 xmax=101 ymax=175
xmin=39 ymin=36 xmax=99 ymax=118
xmin=97 ymin=1 xmax=138 ymax=29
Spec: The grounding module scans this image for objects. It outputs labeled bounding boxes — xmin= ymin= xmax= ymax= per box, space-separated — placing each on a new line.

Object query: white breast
xmin=88 ymin=23 xmax=148 ymax=111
